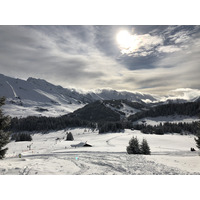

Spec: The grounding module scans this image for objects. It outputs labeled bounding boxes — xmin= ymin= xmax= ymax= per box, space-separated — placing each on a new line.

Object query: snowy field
xmin=2 ymin=101 xmax=84 ymax=118
xmin=1 ymin=128 xmax=200 ymax=175
xmin=135 ymin=115 xmax=200 ymax=126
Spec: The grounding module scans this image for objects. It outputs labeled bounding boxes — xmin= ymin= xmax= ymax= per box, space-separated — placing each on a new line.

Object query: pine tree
xmin=194 ymin=121 xmax=200 ymax=150
xmin=0 ymin=97 xmax=11 ymax=159
xmin=66 ymin=132 xmax=74 ymax=141
xmin=14 ymin=133 xmax=32 ymax=142
xmin=140 ymin=138 xmax=151 ymax=155
xmin=126 ymin=136 xmax=141 ymax=154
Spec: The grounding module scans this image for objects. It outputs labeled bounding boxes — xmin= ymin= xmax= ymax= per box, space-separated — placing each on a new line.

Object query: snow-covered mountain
xmin=0 ymin=74 xmax=158 ymax=117
xmin=1 ymin=73 xmax=200 ymax=118
xmin=0 ymin=74 xmax=85 ymax=117
xmin=85 ymin=89 xmax=157 ymax=103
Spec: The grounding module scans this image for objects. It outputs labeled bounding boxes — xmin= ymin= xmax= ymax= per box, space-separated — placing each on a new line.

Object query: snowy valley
xmin=0 ymin=74 xmax=200 ymax=175
xmin=1 ymin=128 xmax=200 ymax=175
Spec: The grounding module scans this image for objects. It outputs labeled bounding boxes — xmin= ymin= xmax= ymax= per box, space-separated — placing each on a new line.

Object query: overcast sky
xmin=0 ymin=25 xmax=200 ymax=95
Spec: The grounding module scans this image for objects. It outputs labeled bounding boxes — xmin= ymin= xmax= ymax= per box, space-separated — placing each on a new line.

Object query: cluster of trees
xmin=128 ymin=101 xmax=200 ymax=122
xmin=0 ymin=97 xmax=11 ymax=159
xmin=133 ymin=121 xmax=199 ymax=135
xmin=194 ymin=122 xmax=200 ymax=150
xmin=127 ymin=137 xmax=151 ymax=155
xmin=66 ymin=132 xmax=74 ymax=141
xmin=10 ymin=115 xmax=96 ymax=132
xmin=11 ymin=133 xmax=32 ymax=142
xmin=98 ymin=122 xmax=123 ymax=133
xmin=98 ymin=121 xmax=133 ymax=134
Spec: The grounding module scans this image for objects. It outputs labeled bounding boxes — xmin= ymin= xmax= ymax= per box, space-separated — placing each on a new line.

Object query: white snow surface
xmin=0 ymin=74 xmax=86 ymax=117
xmin=135 ymin=115 xmax=200 ymax=126
xmin=0 ymin=74 xmax=157 ymax=117
xmin=6 ymin=81 xmax=17 ymax=97
xmin=2 ymin=74 xmax=200 ymax=118
xmin=2 ymin=100 xmax=83 ymax=118
xmin=1 ymin=129 xmax=199 ymax=175
xmin=106 ymin=102 xmax=140 ymax=117
xmin=120 ymin=103 xmax=140 ymax=116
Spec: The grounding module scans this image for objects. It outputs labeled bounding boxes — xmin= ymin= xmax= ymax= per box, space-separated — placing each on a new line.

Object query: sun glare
xmin=116 ymin=30 xmax=132 ymax=49
xmin=116 ymin=30 xmax=140 ymax=54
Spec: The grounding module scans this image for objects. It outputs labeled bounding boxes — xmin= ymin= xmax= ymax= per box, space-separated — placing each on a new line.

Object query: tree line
xmin=128 ymin=101 xmax=200 ymax=122
xmin=9 ymin=115 xmax=96 ymax=132
xmin=133 ymin=121 xmax=199 ymax=135
xmin=11 ymin=132 xmax=32 ymax=142
xmin=98 ymin=121 xmax=133 ymax=134
xmin=0 ymin=97 xmax=10 ymax=159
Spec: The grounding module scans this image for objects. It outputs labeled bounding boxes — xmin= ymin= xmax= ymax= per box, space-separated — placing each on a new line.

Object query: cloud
xmin=167 ymin=26 xmax=200 ymax=44
xmin=119 ymin=33 xmax=163 ymax=56
xmin=0 ymin=26 xmax=125 ymax=90
xmin=0 ymin=25 xmax=200 ymax=95
xmin=161 ymin=88 xmax=200 ymax=101
xmin=115 ymin=36 xmax=200 ymax=94
xmin=118 ymin=26 xmax=200 ymax=58
xmin=157 ymin=45 xmax=181 ymax=53
xmin=114 ymin=26 xmax=200 ymax=95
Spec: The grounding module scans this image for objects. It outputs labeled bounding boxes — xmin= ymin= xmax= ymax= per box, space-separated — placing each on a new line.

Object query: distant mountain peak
xmin=1 ymin=73 xmax=200 ymax=118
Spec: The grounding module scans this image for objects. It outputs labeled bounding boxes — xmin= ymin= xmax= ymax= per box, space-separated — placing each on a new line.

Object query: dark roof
xmin=83 ymin=143 xmax=92 ymax=147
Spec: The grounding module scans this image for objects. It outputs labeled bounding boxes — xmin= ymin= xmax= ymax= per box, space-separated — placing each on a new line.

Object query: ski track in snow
xmin=6 ymin=81 xmax=17 ymax=97
xmin=1 ymin=129 xmax=200 ymax=175
xmin=106 ymin=132 xmax=132 ymax=147
xmin=106 ymin=135 xmax=122 ymax=147
xmin=1 ymin=152 xmax=199 ymax=175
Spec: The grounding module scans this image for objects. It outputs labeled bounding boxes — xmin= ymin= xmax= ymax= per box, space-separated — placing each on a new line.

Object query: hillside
xmin=0 ymin=74 xmax=157 ymax=118
xmin=103 ymin=99 xmax=148 ymax=117
xmin=69 ymin=101 xmax=121 ymax=122
xmin=8 ymin=99 xmax=146 ymax=132
xmin=1 ymin=73 xmax=200 ymax=122
xmin=0 ymin=74 xmax=86 ymax=117
xmin=128 ymin=101 xmax=200 ymax=122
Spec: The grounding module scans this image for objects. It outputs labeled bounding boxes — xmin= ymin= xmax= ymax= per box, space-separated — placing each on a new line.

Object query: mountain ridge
xmin=0 ymin=74 xmax=158 ymax=117
xmin=1 ymin=73 xmax=200 ymax=118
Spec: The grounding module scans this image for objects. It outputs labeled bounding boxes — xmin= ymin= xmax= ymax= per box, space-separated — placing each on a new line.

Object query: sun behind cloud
xmin=116 ymin=30 xmax=139 ymax=54
xmin=116 ymin=30 xmax=132 ymax=49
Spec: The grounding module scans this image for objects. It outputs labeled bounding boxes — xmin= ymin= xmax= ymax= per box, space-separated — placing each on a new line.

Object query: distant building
xmin=71 ymin=142 xmax=92 ymax=148
xmin=83 ymin=143 xmax=92 ymax=147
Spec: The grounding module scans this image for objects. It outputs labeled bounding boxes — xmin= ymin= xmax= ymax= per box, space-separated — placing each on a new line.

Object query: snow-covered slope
xmin=102 ymin=100 xmax=147 ymax=117
xmin=1 ymin=73 xmax=200 ymax=118
xmin=1 ymin=128 xmax=199 ymax=175
xmin=0 ymin=74 xmax=157 ymax=117
xmin=0 ymin=74 xmax=85 ymax=117
xmin=87 ymin=89 xmax=157 ymax=103
xmin=134 ymin=115 xmax=200 ymax=126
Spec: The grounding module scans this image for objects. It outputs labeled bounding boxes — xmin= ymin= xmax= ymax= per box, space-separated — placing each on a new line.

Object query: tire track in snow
xmin=19 ymin=166 xmax=31 ymax=175
xmin=90 ymin=160 xmax=128 ymax=174
xmin=71 ymin=158 xmax=90 ymax=175
xmin=2 ymin=152 xmax=199 ymax=175
xmin=74 ymin=153 xmax=128 ymax=175
xmin=106 ymin=134 xmax=124 ymax=147
xmin=126 ymin=155 xmax=199 ymax=175
xmin=106 ymin=132 xmax=133 ymax=147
